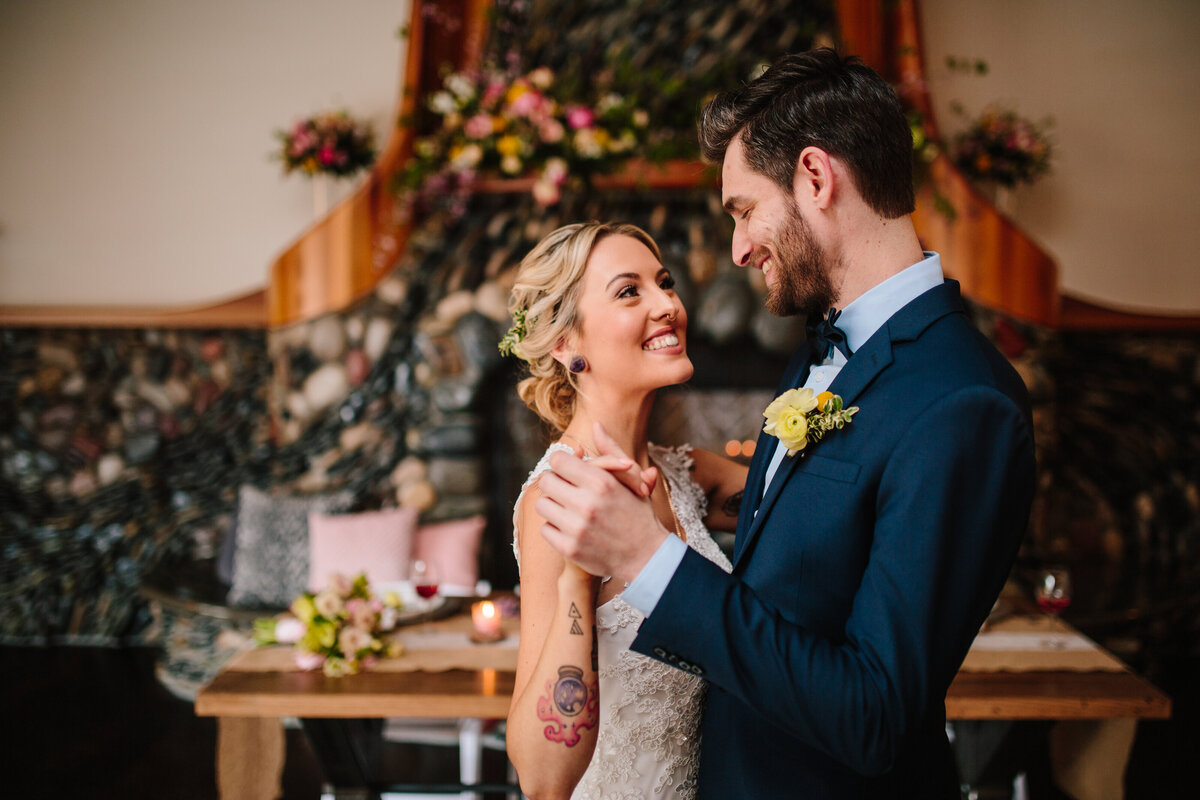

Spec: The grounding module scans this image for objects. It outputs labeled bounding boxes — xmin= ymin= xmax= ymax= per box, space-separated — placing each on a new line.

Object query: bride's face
xmin=565 ymin=234 xmax=693 ymax=394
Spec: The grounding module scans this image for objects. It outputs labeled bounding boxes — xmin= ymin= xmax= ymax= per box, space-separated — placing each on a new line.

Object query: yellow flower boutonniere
xmin=762 ymin=388 xmax=859 ymax=457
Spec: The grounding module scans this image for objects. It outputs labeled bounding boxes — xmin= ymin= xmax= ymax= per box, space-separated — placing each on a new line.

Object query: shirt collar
xmin=836 ymin=251 xmax=944 ymax=355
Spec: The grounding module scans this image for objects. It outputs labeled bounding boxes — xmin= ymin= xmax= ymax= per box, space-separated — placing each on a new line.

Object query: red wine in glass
xmin=1034 ymin=568 xmax=1071 ymax=616
xmin=1036 ymin=595 xmax=1071 ymax=615
xmin=416 ymin=583 xmax=439 ymax=599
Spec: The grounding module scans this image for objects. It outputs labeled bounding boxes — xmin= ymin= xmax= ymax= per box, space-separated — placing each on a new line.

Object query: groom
xmin=536 ymin=49 xmax=1036 ymax=798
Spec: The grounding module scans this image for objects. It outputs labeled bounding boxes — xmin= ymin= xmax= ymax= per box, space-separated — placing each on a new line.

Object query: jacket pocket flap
xmin=800 ymin=454 xmax=860 ymax=484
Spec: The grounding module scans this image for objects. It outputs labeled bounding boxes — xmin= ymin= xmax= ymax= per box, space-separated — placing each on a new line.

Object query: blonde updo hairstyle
xmin=508 ymin=221 xmax=662 ymax=432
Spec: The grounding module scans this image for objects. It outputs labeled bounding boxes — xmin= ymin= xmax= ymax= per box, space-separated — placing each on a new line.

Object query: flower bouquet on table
xmin=274 ymin=110 xmax=377 ymax=178
xmin=398 ymin=65 xmax=651 ymax=213
xmin=952 ymin=104 xmax=1052 ymax=189
xmin=254 ymin=573 xmax=405 ymax=677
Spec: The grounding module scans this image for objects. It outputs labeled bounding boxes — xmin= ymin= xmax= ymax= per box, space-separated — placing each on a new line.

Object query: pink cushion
xmin=412 ymin=516 xmax=486 ymax=592
xmin=307 ymin=508 xmax=419 ymax=591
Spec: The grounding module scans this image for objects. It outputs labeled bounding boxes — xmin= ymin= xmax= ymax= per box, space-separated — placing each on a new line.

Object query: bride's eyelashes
xmin=614 ymin=272 xmax=677 ymax=300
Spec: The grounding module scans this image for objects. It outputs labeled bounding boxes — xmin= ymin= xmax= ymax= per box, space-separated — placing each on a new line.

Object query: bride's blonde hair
xmin=507 ymin=221 xmax=662 ymax=431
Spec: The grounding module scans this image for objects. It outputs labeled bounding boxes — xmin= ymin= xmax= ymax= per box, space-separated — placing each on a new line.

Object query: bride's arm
xmin=506 ymin=484 xmax=601 ymax=799
xmin=689 ymin=448 xmax=749 ymax=532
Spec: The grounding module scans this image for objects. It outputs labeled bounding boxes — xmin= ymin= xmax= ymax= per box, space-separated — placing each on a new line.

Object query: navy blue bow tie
xmin=806 ymin=308 xmax=853 ymax=361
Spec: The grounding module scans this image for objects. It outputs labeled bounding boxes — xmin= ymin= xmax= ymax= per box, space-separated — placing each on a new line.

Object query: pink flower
xmin=345 ymin=597 xmax=376 ymax=629
xmin=566 ymin=106 xmax=595 ymax=130
xmin=481 ymin=81 xmax=506 ymax=109
xmin=464 ymin=114 xmax=494 ymax=139
xmin=274 ymin=617 xmax=305 ymax=644
xmin=532 ymin=179 xmax=561 ymax=207
xmin=539 ymin=119 xmax=565 ymax=144
xmin=542 ymin=157 xmax=569 ymax=185
xmin=327 ymin=573 xmax=352 ymax=597
xmin=338 ymin=626 xmax=373 ymax=657
xmin=510 ymin=89 xmax=544 ymax=118
xmin=294 ymin=651 xmax=325 ymax=671
xmin=319 ymin=145 xmax=337 ymax=166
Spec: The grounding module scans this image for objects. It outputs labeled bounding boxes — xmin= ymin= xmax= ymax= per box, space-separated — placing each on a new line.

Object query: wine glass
xmin=410 ymin=559 xmax=440 ymax=631
xmin=1034 ymin=568 xmax=1071 ymax=617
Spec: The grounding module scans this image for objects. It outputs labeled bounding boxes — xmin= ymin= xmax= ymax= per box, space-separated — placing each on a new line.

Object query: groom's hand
xmin=537 ymin=422 xmax=669 ymax=584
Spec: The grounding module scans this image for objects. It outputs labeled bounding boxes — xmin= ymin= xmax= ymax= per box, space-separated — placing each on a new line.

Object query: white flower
xmin=597 ymin=92 xmax=624 ymax=113
xmin=451 ymin=143 xmax=484 ymax=169
xmin=429 ymin=91 xmax=458 ymax=116
xmin=500 ymin=154 xmax=523 ymax=174
xmin=573 ymin=128 xmax=604 ymax=159
xmin=445 ymin=73 xmax=475 ymax=101
xmin=542 ymin=156 xmax=569 ymax=185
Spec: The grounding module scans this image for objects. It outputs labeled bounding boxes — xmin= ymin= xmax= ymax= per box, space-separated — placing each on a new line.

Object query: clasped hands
xmin=536 ymin=422 xmax=672 ymax=586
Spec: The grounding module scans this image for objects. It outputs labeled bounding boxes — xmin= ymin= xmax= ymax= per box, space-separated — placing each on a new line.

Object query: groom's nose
xmin=731 ymin=225 xmax=753 ymax=268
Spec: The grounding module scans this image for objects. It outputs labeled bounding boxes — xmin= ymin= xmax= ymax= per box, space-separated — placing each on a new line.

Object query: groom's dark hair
xmin=699 ymin=47 xmax=915 ymax=219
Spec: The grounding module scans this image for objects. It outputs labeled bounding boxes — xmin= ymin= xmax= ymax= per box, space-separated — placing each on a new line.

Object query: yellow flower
xmin=763 ymin=388 xmax=819 ymax=456
xmin=290 ymin=595 xmax=317 ymax=624
xmin=383 ymin=591 xmax=402 ymax=608
xmin=815 ymin=391 xmax=834 ymax=412
xmin=505 ymin=84 xmax=529 ymax=106
xmin=496 ymin=134 xmax=523 ymax=158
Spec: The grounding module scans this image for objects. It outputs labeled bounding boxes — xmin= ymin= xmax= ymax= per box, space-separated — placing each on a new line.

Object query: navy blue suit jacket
xmin=632 ymin=281 xmax=1037 ymax=798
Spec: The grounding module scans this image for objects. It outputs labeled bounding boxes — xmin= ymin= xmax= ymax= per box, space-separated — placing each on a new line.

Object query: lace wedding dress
xmin=513 ymin=443 xmax=733 ymax=799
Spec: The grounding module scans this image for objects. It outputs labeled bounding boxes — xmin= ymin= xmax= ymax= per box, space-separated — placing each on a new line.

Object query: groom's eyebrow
xmin=723 ymin=196 xmax=744 ymax=214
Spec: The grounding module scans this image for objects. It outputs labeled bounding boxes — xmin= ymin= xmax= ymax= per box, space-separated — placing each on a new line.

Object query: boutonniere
xmin=763 ymin=388 xmax=859 ymax=457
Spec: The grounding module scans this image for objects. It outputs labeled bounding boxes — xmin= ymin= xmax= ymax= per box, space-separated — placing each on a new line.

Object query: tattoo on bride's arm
xmin=722 ymin=490 xmax=744 ymax=517
xmin=536 ymin=665 xmax=600 ymax=747
xmin=568 ymin=601 xmax=583 ymax=635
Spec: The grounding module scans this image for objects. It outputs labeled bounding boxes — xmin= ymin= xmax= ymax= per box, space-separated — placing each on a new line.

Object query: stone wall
xmin=3 ymin=193 xmax=1197 ymax=655
xmin=0 ymin=328 xmax=271 ymax=642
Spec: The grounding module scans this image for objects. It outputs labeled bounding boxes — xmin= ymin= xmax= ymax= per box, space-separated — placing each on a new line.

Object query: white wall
xmin=920 ymin=0 xmax=1200 ymax=314
xmin=4 ymin=1 xmax=1197 ymax=314
xmin=0 ymin=0 xmax=410 ymax=306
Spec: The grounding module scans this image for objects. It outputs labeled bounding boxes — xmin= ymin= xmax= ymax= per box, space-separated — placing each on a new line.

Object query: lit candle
xmin=472 ymin=600 xmax=502 ymax=638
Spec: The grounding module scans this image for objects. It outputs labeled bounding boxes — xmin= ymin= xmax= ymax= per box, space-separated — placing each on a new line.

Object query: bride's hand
xmin=566 ymin=445 xmax=657 ymax=499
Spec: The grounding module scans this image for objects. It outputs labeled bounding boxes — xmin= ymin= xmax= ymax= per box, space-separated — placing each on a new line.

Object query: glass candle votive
xmin=472 ymin=600 xmax=502 ymax=638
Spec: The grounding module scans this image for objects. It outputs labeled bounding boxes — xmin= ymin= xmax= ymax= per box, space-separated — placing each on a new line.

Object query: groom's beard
xmin=764 ymin=201 xmax=837 ymax=318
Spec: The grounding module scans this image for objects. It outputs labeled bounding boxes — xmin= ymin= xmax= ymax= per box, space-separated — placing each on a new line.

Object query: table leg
xmin=216 ymin=716 xmax=285 ymax=800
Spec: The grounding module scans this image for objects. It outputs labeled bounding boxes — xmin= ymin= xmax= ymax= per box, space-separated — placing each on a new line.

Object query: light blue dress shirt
xmin=622 ymin=253 xmax=945 ymax=615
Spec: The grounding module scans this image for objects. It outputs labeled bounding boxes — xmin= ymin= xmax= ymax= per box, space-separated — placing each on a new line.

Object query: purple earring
xmin=568 ymin=355 xmax=588 ymax=374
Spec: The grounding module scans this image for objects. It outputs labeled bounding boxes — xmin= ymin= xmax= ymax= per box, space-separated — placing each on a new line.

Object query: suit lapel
xmin=731 ymin=281 xmax=967 ymax=570
xmin=731 ymin=333 xmax=894 ymax=570
xmin=733 ymin=347 xmax=812 ymax=564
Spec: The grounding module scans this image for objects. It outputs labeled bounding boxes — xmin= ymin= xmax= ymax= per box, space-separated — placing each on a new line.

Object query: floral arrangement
xmin=952 ymin=105 xmax=1052 ymax=188
xmin=254 ymin=573 xmax=404 ymax=677
xmin=763 ymin=388 xmax=859 ymax=457
xmin=275 ymin=110 xmax=377 ymax=178
xmin=398 ymin=65 xmax=650 ymax=210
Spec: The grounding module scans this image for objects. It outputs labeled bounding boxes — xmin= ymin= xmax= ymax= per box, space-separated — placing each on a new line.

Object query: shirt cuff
xmin=620 ymin=534 xmax=687 ymax=616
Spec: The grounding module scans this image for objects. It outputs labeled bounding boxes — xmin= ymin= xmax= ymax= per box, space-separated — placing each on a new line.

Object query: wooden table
xmin=195 ymin=615 xmax=1170 ymax=800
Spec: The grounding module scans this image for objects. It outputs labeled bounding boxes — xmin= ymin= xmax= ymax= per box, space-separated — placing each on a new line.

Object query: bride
xmin=503 ymin=222 xmax=747 ymax=799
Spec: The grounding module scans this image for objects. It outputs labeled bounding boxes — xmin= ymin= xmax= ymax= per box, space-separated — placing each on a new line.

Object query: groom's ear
xmin=793 ymin=146 xmax=835 ymax=210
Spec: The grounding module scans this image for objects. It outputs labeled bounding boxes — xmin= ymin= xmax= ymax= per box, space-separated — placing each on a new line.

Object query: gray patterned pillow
xmin=227 ymin=485 xmax=354 ymax=608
